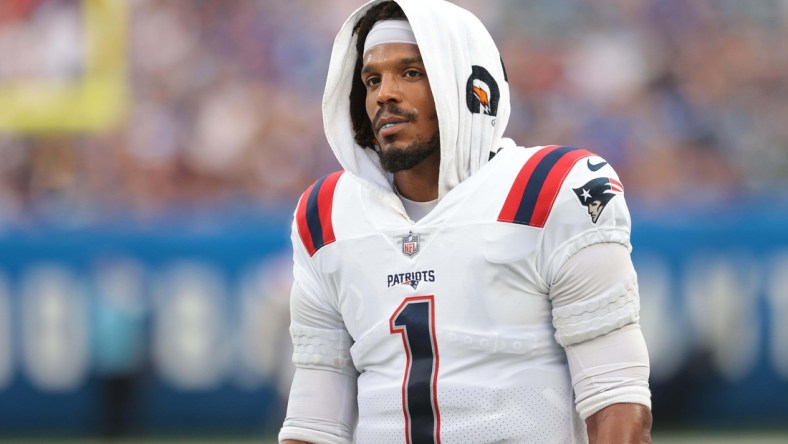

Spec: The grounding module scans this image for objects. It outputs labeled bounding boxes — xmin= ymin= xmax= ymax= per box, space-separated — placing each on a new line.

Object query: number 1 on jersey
xmin=390 ymin=296 xmax=441 ymax=444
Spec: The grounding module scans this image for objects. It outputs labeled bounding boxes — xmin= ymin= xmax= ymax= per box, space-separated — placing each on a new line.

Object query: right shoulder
xmin=294 ymin=171 xmax=346 ymax=257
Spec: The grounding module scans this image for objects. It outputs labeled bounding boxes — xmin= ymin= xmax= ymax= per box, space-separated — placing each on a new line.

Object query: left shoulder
xmin=526 ymin=147 xmax=632 ymax=283
xmin=497 ymin=145 xmax=608 ymax=228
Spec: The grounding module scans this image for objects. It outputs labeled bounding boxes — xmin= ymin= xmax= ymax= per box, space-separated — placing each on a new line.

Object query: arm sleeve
xmin=564 ymin=324 xmax=651 ymax=420
xmin=550 ymin=242 xmax=651 ymax=419
xmin=280 ymin=217 xmax=358 ymax=442
xmin=279 ymin=367 xmax=358 ymax=444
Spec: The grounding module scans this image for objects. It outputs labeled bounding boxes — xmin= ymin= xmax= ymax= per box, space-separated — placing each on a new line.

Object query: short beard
xmin=378 ymin=132 xmax=440 ymax=173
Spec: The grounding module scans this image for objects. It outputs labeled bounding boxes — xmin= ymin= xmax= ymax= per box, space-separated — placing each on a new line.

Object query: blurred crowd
xmin=0 ymin=0 xmax=786 ymax=226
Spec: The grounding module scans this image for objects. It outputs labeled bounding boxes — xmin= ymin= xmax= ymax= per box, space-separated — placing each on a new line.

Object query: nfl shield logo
xmin=402 ymin=233 xmax=420 ymax=257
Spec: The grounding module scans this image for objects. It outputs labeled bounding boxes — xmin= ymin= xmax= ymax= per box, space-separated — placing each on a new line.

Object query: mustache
xmin=372 ymin=105 xmax=417 ymax=131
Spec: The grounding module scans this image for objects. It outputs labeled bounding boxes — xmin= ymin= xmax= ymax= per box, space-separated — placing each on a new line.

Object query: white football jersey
xmin=289 ymin=145 xmax=632 ymax=443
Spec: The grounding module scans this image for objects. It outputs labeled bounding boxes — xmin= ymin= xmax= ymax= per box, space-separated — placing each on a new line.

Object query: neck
xmin=393 ymin=150 xmax=440 ymax=202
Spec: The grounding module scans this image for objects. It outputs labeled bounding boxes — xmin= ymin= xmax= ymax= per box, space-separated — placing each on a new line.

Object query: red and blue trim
xmin=498 ymin=145 xmax=593 ymax=228
xmin=296 ymin=171 xmax=344 ymax=256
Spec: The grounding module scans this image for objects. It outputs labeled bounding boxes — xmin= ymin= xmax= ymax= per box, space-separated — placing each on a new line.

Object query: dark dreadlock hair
xmin=350 ymin=1 xmax=408 ymax=150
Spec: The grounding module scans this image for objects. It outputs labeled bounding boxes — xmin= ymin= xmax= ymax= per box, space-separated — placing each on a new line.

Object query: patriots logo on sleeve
xmin=573 ymin=177 xmax=623 ymax=223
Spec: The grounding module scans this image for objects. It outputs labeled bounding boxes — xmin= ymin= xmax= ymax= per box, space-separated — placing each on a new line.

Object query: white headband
xmin=363 ymin=19 xmax=417 ymax=54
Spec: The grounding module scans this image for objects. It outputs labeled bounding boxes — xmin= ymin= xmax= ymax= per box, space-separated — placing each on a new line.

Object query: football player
xmin=280 ymin=1 xmax=652 ymax=443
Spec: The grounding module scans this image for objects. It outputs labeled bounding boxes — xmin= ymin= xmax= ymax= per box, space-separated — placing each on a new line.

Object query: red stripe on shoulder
xmin=295 ymin=182 xmax=317 ymax=256
xmin=498 ymin=145 xmax=561 ymax=223
xmin=529 ymin=149 xmax=594 ymax=227
xmin=317 ymin=171 xmax=344 ymax=248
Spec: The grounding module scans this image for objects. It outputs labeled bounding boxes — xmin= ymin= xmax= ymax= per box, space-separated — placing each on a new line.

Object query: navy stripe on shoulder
xmin=304 ymin=175 xmax=327 ymax=251
xmin=513 ymin=146 xmax=579 ymax=224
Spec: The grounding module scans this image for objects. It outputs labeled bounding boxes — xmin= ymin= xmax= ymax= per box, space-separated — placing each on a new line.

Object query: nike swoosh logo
xmin=587 ymin=159 xmax=608 ymax=171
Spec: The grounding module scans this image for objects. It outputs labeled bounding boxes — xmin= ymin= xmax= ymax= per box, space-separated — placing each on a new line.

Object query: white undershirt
xmin=396 ymin=188 xmax=439 ymax=222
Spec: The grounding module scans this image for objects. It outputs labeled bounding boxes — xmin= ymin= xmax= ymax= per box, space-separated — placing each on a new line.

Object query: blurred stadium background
xmin=0 ymin=0 xmax=786 ymax=442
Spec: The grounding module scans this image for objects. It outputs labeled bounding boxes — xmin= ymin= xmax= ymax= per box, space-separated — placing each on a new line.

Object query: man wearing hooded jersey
xmin=280 ymin=1 xmax=652 ymax=443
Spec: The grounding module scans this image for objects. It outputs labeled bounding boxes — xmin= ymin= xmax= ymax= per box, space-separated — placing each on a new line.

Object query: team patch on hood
xmin=466 ymin=65 xmax=500 ymax=117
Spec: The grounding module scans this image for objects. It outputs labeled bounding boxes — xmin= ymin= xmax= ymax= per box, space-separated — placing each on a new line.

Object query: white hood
xmin=323 ymin=0 xmax=514 ymax=198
